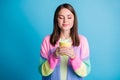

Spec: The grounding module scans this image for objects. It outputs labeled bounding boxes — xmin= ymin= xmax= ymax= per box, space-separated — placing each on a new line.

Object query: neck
xmin=60 ymin=30 xmax=70 ymax=39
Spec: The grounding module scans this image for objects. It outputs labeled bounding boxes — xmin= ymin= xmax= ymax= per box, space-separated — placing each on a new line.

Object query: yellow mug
xmin=59 ymin=41 xmax=72 ymax=56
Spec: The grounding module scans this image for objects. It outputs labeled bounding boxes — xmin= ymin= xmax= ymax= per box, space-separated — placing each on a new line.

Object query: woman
xmin=39 ymin=3 xmax=91 ymax=80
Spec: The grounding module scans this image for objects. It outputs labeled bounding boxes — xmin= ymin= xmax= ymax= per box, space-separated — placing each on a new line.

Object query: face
xmin=57 ymin=8 xmax=74 ymax=31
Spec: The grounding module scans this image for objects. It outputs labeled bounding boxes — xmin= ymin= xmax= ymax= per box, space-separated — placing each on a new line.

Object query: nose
xmin=63 ymin=17 xmax=68 ymax=23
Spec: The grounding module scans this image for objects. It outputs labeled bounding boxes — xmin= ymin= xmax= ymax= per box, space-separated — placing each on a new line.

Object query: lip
xmin=62 ymin=24 xmax=69 ymax=26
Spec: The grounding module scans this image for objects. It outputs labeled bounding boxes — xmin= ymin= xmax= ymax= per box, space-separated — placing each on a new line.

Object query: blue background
xmin=0 ymin=0 xmax=120 ymax=80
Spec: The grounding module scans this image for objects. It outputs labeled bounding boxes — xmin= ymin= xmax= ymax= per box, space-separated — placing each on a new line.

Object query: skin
xmin=55 ymin=8 xmax=76 ymax=59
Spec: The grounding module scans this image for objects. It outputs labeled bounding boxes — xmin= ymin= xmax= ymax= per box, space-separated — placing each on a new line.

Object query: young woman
xmin=39 ymin=3 xmax=91 ymax=80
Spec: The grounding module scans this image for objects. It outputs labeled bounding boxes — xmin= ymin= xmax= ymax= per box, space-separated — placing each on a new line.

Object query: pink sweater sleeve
xmin=69 ymin=56 xmax=82 ymax=70
xmin=41 ymin=36 xmax=59 ymax=70
xmin=48 ymin=53 xmax=59 ymax=69
xmin=69 ymin=35 xmax=90 ymax=71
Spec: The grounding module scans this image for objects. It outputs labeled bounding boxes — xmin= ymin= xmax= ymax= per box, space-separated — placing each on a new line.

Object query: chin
xmin=63 ymin=29 xmax=70 ymax=31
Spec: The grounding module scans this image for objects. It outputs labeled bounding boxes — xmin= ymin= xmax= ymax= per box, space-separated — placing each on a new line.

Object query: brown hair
xmin=50 ymin=3 xmax=80 ymax=46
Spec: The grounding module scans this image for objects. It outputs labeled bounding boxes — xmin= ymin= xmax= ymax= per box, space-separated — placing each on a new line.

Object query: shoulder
xmin=78 ymin=34 xmax=87 ymax=40
xmin=78 ymin=34 xmax=88 ymax=42
xmin=78 ymin=34 xmax=89 ymax=46
xmin=42 ymin=35 xmax=51 ymax=42
xmin=41 ymin=35 xmax=51 ymax=45
xmin=43 ymin=35 xmax=51 ymax=40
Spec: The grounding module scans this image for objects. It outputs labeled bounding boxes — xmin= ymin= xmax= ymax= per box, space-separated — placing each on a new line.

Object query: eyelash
xmin=59 ymin=17 xmax=64 ymax=19
xmin=58 ymin=17 xmax=72 ymax=19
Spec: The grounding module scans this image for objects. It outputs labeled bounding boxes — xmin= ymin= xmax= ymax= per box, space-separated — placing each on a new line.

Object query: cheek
xmin=69 ymin=20 xmax=74 ymax=26
xmin=57 ymin=20 xmax=63 ymax=25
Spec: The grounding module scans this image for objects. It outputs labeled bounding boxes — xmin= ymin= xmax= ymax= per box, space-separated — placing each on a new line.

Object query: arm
xmin=69 ymin=35 xmax=91 ymax=77
xmin=39 ymin=36 xmax=59 ymax=76
xmin=40 ymin=54 xmax=59 ymax=76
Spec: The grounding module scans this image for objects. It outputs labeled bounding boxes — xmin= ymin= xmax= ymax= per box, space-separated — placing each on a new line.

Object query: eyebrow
xmin=58 ymin=14 xmax=73 ymax=17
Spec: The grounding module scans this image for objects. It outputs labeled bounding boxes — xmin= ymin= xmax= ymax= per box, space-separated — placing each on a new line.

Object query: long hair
xmin=50 ymin=3 xmax=80 ymax=46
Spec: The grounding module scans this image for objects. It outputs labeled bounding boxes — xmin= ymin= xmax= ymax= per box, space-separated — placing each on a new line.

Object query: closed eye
xmin=58 ymin=15 xmax=64 ymax=19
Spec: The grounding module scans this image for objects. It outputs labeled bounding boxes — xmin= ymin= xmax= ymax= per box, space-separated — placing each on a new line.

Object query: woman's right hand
xmin=54 ymin=47 xmax=60 ymax=58
xmin=54 ymin=47 xmax=69 ymax=58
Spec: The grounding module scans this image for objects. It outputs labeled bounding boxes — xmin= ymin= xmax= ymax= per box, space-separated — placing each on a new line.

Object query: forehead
xmin=58 ymin=8 xmax=73 ymax=16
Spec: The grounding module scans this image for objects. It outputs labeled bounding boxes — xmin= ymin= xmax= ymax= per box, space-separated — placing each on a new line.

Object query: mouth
xmin=62 ymin=24 xmax=69 ymax=27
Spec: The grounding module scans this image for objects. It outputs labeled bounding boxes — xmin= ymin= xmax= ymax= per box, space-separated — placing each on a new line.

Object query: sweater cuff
xmin=69 ymin=56 xmax=82 ymax=70
xmin=48 ymin=53 xmax=59 ymax=69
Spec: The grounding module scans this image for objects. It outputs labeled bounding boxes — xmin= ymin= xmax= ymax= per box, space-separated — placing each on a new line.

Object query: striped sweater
xmin=39 ymin=35 xmax=91 ymax=80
